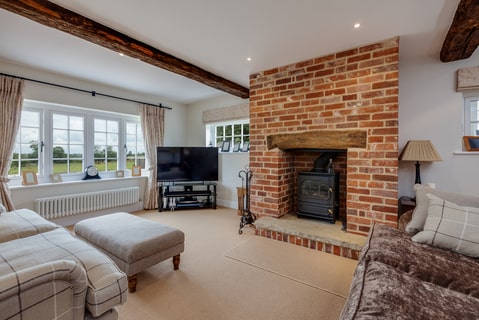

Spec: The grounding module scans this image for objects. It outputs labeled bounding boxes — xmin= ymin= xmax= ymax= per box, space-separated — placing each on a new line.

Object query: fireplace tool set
xmin=238 ymin=166 xmax=256 ymax=234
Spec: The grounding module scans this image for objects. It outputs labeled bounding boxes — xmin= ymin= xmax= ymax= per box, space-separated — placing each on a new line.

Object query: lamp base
xmin=414 ymin=161 xmax=421 ymax=185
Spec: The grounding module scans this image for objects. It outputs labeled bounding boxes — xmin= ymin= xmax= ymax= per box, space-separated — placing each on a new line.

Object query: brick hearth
xmin=248 ymin=37 xmax=400 ymax=237
xmin=254 ymin=215 xmax=365 ymax=260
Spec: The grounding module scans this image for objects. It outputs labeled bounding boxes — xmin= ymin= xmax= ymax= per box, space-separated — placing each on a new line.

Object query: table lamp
xmin=399 ymin=140 xmax=442 ymax=185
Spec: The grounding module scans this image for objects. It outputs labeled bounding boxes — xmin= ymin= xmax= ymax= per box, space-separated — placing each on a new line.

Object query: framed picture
xmin=115 ymin=170 xmax=125 ymax=178
xmin=463 ymin=136 xmax=479 ymax=151
xmin=131 ymin=166 xmax=142 ymax=176
xmin=241 ymin=142 xmax=250 ymax=152
xmin=233 ymin=142 xmax=240 ymax=152
xmin=50 ymin=173 xmax=62 ymax=183
xmin=221 ymin=140 xmax=231 ymax=152
xmin=22 ymin=171 xmax=38 ymax=186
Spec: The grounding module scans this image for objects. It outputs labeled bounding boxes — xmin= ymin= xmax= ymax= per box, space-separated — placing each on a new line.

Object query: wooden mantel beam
xmin=0 ymin=0 xmax=249 ymax=99
xmin=440 ymin=0 xmax=479 ymax=62
xmin=267 ymin=130 xmax=367 ymax=150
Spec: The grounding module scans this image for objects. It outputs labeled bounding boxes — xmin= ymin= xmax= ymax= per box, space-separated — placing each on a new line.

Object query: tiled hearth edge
xmin=254 ymin=218 xmax=365 ymax=260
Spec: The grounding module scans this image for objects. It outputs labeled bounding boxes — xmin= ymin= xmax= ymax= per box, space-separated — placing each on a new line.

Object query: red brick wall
xmin=249 ymin=37 xmax=399 ymax=236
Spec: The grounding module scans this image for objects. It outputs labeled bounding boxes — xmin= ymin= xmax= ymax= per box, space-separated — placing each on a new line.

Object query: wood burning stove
xmin=297 ymin=152 xmax=340 ymax=223
xmin=297 ymin=172 xmax=339 ymax=223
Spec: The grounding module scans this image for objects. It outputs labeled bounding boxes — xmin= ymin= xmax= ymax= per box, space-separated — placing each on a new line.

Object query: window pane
xmin=94 ymin=146 xmax=105 ymax=158
xmin=69 ymin=145 xmax=83 ymax=158
xmin=53 ymin=114 xmax=68 ymax=129
xmin=20 ymin=127 xmax=39 ymax=143
xmin=107 ymin=120 xmax=119 ymax=133
xmin=95 ymin=119 xmax=106 ymax=131
xmin=94 ymin=132 xmax=106 ymax=145
xmin=21 ymin=111 xmax=40 ymax=127
xmin=107 ymin=133 xmax=118 ymax=145
xmin=53 ymin=145 xmax=67 ymax=158
xmin=107 ymin=146 xmax=118 ymax=159
xmin=69 ymin=160 xmax=83 ymax=173
xmin=22 ymin=160 xmax=38 ymax=172
xmin=225 ymin=125 xmax=232 ymax=136
xmin=70 ymin=116 xmax=83 ymax=130
xmin=126 ymin=122 xmax=136 ymax=134
xmin=107 ymin=159 xmax=117 ymax=171
xmin=53 ymin=160 xmax=68 ymax=174
xmin=234 ymin=124 xmax=242 ymax=135
xmin=53 ymin=129 xmax=68 ymax=144
xmin=243 ymin=124 xmax=249 ymax=135
xmin=70 ymin=130 xmax=84 ymax=144
xmin=216 ymin=126 xmax=224 ymax=136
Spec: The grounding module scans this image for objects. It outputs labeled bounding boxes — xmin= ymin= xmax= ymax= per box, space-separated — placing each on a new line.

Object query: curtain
xmin=140 ymin=104 xmax=165 ymax=209
xmin=0 ymin=76 xmax=24 ymax=211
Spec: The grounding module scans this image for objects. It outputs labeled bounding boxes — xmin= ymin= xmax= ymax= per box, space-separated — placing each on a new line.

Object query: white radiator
xmin=35 ymin=187 xmax=140 ymax=219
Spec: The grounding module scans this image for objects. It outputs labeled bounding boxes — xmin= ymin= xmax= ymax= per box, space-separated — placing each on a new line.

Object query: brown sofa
xmin=341 ymin=185 xmax=479 ymax=319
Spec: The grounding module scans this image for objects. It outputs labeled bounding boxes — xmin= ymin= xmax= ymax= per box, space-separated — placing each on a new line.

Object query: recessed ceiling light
xmin=246 ymin=57 xmax=252 ymax=61
xmin=119 ymin=53 xmax=125 ymax=57
xmin=354 ymin=23 xmax=361 ymax=29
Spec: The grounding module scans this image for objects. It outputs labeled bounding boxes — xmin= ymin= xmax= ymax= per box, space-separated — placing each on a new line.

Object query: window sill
xmin=9 ymin=175 xmax=147 ymax=189
xmin=454 ymin=151 xmax=479 ymax=155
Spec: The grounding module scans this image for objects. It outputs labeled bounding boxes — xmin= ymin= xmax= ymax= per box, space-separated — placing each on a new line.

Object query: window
xmin=94 ymin=119 xmax=119 ymax=172
xmin=52 ymin=113 xmax=84 ymax=174
xmin=464 ymin=96 xmax=479 ymax=136
xmin=9 ymin=109 xmax=42 ymax=175
xmin=125 ymin=121 xmax=145 ymax=170
xmin=208 ymin=120 xmax=249 ymax=151
xmin=9 ymin=100 xmax=144 ymax=184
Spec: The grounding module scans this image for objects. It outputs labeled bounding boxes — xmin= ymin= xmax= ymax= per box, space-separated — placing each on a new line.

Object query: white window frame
xmin=9 ymin=100 xmax=144 ymax=186
xmin=206 ymin=119 xmax=250 ymax=152
xmin=464 ymin=94 xmax=479 ymax=136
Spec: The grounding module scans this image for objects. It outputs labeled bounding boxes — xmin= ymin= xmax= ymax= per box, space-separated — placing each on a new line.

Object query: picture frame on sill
xmin=50 ymin=173 xmax=62 ymax=183
xmin=241 ymin=142 xmax=250 ymax=152
xmin=22 ymin=171 xmax=38 ymax=186
xmin=233 ymin=142 xmax=240 ymax=152
xmin=115 ymin=170 xmax=125 ymax=178
xmin=221 ymin=140 xmax=231 ymax=152
xmin=131 ymin=166 xmax=142 ymax=176
xmin=463 ymin=136 xmax=479 ymax=151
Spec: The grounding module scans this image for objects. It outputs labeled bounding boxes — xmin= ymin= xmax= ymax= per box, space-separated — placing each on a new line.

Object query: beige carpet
xmin=115 ymin=208 xmax=357 ymax=320
xmin=224 ymin=236 xmax=357 ymax=298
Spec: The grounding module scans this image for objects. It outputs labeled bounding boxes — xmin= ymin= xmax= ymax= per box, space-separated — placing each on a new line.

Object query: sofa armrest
xmin=0 ymin=260 xmax=87 ymax=320
xmin=398 ymin=210 xmax=413 ymax=231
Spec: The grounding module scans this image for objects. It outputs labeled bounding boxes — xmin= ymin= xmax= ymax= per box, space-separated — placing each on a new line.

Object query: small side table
xmin=398 ymin=196 xmax=416 ymax=218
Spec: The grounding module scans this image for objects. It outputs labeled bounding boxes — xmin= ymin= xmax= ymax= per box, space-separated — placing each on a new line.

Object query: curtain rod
xmin=0 ymin=72 xmax=172 ymax=110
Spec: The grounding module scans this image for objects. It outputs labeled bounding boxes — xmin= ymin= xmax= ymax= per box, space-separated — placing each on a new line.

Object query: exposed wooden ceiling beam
xmin=0 ymin=0 xmax=249 ymax=99
xmin=440 ymin=0 xmax=479 ymax=62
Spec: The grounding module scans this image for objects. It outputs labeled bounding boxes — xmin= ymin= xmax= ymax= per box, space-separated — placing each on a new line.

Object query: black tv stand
xmin=158 ymin=181 xmax=216 ymax=212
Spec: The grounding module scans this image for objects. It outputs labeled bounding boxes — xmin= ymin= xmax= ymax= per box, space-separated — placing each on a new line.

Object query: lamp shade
xmin=399 ymin=140 xmax=442 ymax=162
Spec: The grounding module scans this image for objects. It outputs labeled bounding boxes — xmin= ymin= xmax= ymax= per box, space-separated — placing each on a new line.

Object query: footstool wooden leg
xmin=173 ymin=254 xmax=180 ymax=270
xmin=128 ymin=274 xmax=138 ymax=293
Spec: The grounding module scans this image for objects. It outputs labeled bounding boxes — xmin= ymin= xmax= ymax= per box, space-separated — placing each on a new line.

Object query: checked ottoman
xmin=74 ymin=212 xmax=185 ymax=293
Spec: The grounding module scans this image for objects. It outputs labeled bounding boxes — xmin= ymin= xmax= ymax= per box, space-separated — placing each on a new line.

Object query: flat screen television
xmin=157 ymin=147 xmax=219 ymax=182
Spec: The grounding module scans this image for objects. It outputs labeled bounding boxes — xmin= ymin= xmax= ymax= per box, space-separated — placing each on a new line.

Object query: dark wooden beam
xmin=267 ymin=130 xmax=367 ymax=150
xmin=440 ymin=0 xmax=479 ymax=62
xmin=0 ymin=0 xmax=249 ymax=99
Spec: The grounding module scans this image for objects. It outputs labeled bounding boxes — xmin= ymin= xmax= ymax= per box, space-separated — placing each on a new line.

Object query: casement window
xmin=9 ymin=100 xmax=145 ymax=184
xmin=207 ymin=120 xmax=249 ymax=151
xmin=93 ymin=118 xmax=119 ymax=172
xmin=125 ymin=121 xmax=145 ymax=170
xmin=9 ymin=109 xmax=42 ymax=176
xmin=52 ymin=113 xmax=85 ymax=174
xmin=464 ymin=96 xmax=479 ymax=136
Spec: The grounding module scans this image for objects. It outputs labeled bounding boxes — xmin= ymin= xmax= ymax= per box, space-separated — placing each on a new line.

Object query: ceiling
xmin=0 ymin=0 xmax=461 ymax=104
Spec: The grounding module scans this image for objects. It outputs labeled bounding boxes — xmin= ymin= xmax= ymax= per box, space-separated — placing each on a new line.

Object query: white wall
xmin=186 ymin=95 xmax=250 ymax=208
xmin=399 ymin=40 xmax=479 ymax=197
